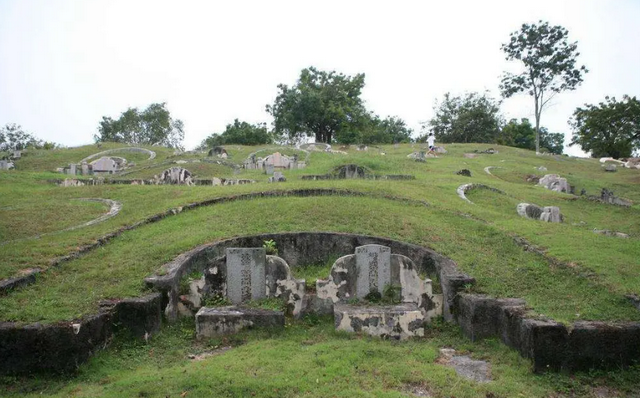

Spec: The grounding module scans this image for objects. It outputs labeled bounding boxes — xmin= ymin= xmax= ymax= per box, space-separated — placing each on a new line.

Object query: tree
xmin=0 ymin=123 xmax=58 ymax=151
xmin=266 ymin=67 xmax=366 ymax=144
xmin=500 ymin=21 xmax=587 ymax=154
xmin=499 ymin=118 xmax=564 ymax=154
xmin=199 ymin=119 xmax=273 ymax=148
xmin=425 ymin=92 xmax=503 ymax=143
xmin=95 ymin=103 xmax=184 ymax=149
xmin=569 ymin=95 xmax=640 ymax=158
xmin=335 ymin=114 xmax=413 ymax=145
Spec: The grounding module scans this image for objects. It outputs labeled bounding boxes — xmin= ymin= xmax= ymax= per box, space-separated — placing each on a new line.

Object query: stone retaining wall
xmin=0 ymin=293 xmax=162 ymax=375
xmin=454 ymin=293 xmax=640 ymax=372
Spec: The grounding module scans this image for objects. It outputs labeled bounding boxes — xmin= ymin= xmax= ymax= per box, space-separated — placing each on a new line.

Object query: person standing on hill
xmin=427 ymin=133 xmax=436 ymax=156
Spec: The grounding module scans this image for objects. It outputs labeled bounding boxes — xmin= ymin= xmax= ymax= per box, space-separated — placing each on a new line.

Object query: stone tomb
xmin=317 ymin=244 xmax=442 ymax=339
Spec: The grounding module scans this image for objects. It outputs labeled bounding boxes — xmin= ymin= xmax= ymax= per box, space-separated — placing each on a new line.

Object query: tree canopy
xmin=95 ymin=103 xmax=184 ymax=149
xmin=199 ymin=119 xmax=272 ymax=148
xmin=569 ymin=95 xmax=640 ymax=158
xmin=0 ymin=123 xmax=58 ymax=152
xmin=500 ymin=21 xmax=587 ymax=153
xmin=266 ymin=67 xmax=366 ymax=144
xmin=498 ymin=118 xmax=564 ymax=154
xmin=425 ymin=92 xmax=502 ymax=144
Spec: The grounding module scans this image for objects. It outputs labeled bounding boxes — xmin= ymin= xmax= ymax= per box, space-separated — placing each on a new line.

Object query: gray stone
xmin=195 ymin=306 xmax=284 ymax=338
xmin=68 ymin=163 xmax=77 ymax=175
xmin=225 ymin=248 xmax=266 ymax=304
xmin=90 ymin=157 xmax=120 ymax=173
xmin=355 ymin=244 xmax=391 ymax=298
xmin=599 ymin=188 xmax=632 ymax=207
xmin=268 ymin=171 xmax=286 ymax=183
xmin=0 ymin=160 xmax=14 ymax=170
xmin=604 ymin=164 xmax=617 ymax=172
xmin=540 ymin=206 xmax=562 ymax=223
xmin=448 ymin=355 xmax=491 ymax=383
xmin=157 ymin=167 xmax=193 ymax=185
xmin=334 ymin=303 xmax=425 ymax=339
xmin=81 ymin=162 xmax=92 ymax=175
xmin=265 ymin=164 xmax=274 ymax=175
xmin=593 ymin=229 xmax=629 ymax=238
xmin=538 ymin=174 xmax=569 ymax=193
xmin=456 ymin=169 xmax=471 ymax=177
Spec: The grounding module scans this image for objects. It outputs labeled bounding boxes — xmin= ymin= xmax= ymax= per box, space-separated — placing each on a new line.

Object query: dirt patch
xmin=188 ymin=346 xmax=232 ymax=361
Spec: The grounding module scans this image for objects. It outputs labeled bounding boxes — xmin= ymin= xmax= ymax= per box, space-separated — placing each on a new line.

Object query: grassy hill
xmin=1 ymin=143 xmax=639 ymax=397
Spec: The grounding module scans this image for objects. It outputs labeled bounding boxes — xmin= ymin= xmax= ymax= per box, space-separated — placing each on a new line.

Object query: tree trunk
xmin=534 ymin=95 xmax=540 ymax=154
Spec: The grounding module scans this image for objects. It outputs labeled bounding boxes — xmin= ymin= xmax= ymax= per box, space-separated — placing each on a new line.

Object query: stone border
xmin=0 ymin=199 xmax=122 ymax=247
xmin=483 ymin=166 xmax=502 ymax=176
xmin=79 ymin=147 xmax=156 ymax=163
xmin=301 ymin=164 xmax=414 ymax=181
xmin=454 ymin=293 xmax=640 ymax=372
xmin=0 ymin=189 xmax=429 ymax=294
xmin=144 ymin=232 xmax=472 ymax=323
xmin=457 ymin=184 xmax=506 ymax=204
xmin=0 ymin=293 xmax=163 ymax=375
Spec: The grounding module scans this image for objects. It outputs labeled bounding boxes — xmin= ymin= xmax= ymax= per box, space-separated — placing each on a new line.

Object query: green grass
xmin=2 ymin=142 xmax=640 ymax=395
xmin=291 ymin=255 xmax=341 ymax=289
xmin=2 ymin=318 xmax=639 ymax=397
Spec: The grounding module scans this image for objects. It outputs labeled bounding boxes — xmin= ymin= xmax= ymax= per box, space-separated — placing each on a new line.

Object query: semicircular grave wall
xmin=80 ymin=147 xmax=156 ymax=163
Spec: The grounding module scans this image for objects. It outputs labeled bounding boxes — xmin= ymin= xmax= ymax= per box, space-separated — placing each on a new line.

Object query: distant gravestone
xmin=605 ymin=164 xmax=617 ymax=172
xmin=226 ymin=248 xmax=266 ymax=304
xmin=68 ymin=163 xmax=77 ymax=175
xmin=354 ymin=244 xmax=391 ymax=298
xmin=81 ymin=162 xmax=91 ymax=175
xmin=265 ymin=164 xmax=275 ymax=175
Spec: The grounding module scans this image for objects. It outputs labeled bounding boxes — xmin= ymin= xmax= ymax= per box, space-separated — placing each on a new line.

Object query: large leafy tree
xmin=199 ymin=119 xmax=272 ymax=148
xmin=500 ymin=21 xmax=587 ymax=154
xmin=569 ymin=95 xmax=640 ymax=158
xmin=426 ymin=92 xmax=503 ymax=143
xmin=266 ymin=67 xmax=366 ymax=144
xmin=0 ymin=123 xmax=58 ymax=151
xmin=499 ymin=118 xmax=564 ymax=154
xmin=95 ymin=103 xmax=184 ymax=149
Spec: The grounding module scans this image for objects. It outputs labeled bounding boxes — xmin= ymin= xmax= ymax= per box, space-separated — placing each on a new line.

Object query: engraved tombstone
xmin=226 ymin=248 xmax=266 ymax=304
xmin=354 ymin=244 xmax=391 ymax=298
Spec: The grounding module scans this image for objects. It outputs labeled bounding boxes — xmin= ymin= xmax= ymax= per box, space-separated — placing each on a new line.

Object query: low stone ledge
xmin=334 ymin=303 xmax=425 ymax=340
xmin=456 ymin=184 xmax=506 ymax=204
xmin=0 ymin=293 xmax=162 ymax=375
xmin=0 ymin=268 xmax=41 ymax=295
xmin=195 ymin=306 xmax=284 ymax=338
xmin=454 ymin=293 xmax=640 ymax=372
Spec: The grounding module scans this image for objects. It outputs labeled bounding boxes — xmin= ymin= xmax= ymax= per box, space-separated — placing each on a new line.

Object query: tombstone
xmin=11 ymin=150 xmax=21 ymax=159
xmin=68 ymin=163 xmax=77 ymax=175
xmin=225 ymin=248 xmax=266 ymax=304
xmin=394 ymin=143 xmax=399 ymax=149
xmin=265 ymin=164 xmax=274 ymax=175
xmin=354 ymin=245 xmax=391 ymax=298
xmin=605 ymin=164 xmax=617 ymax=172
xmin=268 ymin=171 xmax=286 ymax=183
xmin=91 ymin=157 xmax=119 ymax=173
xmin=538 ymin=174 xmax=569 ymax=193
xmin=81 ymin=162 xmax=91 ymax=176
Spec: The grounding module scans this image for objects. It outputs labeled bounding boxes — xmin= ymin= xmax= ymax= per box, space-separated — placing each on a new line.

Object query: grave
xmin=208 ymin=146 xmax=228 ymax=157
xmin=195 ymin=247 xmax=302 ymax=338
xmin=604 ymin=164 xmax=617 ymax=172
xmin=157 ymin=167 xmax=194 ymax=185
xmin=268 ymin=171 xmax=286 ymax=183
xmin=317 ymin=244 xmax=442 ymax=339
xmin=516 ymin=203 xmax=563 ymax=223
xmin=90 ymin=156 xmax=125 ymax=174
xmin=538 ymin=174 xmax=569 ymax=193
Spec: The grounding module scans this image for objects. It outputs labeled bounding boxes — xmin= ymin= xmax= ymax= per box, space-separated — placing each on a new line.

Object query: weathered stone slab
xmin=355 ymin=244 xmax=391 ymax=298
xmin=195 ymin=306 xmax=284 ymax=338
xmin=334 ymin=303 xmax=425 ymax=339
xmin=225 ymin=248 xmax=266 ymax=304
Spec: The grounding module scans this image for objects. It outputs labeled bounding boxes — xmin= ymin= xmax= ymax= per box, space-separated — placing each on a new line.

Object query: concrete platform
xmin=195 ymin=306 xmax=284 ymax=338
xmin=334 ymin=303 xmax=425 ymax=339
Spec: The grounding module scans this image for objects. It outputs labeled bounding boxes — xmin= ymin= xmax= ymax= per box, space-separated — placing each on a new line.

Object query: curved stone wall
xmin=80 ymin=147 xmax=156 ymax=163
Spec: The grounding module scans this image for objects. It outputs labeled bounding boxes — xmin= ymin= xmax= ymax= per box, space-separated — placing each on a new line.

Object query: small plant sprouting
xmin=263 ymin=239 xmax=278 ymax=255
xmin=201 ymin=294 xmax=231 ymax=307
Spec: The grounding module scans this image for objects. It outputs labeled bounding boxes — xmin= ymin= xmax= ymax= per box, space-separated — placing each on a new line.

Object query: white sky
xmin=1 ymin=0 xmax=639 ymax=156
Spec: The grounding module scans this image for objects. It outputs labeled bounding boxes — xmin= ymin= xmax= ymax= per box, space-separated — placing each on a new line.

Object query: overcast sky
xmin=1 ymin=0 xmax=639 ymax=155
